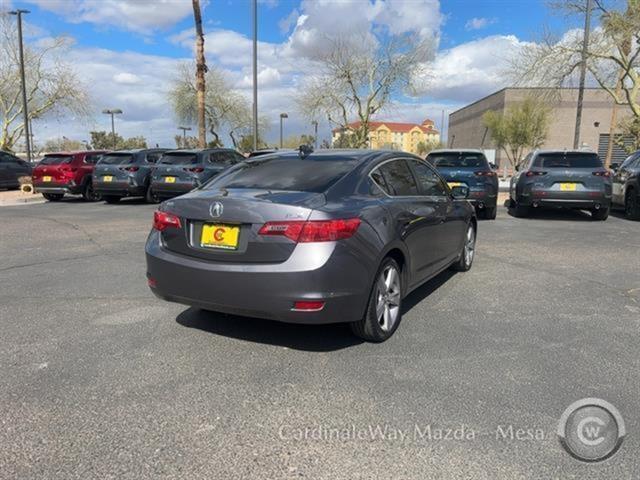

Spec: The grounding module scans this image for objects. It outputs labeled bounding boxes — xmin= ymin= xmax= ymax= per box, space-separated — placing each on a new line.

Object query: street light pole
xmin=102 ymin=109 xmax=123 ymax=149
xmin=312 ymin=120 xmax=318 ymax=149
xmin=252 ymin=0 xmax=258 ymax=151
xmin=279 ymin=113 xmax=288 ymax=148
xmin=178 ymin=126 xmax=192 ymax=144
xmin=573 ymin=0 xmax=593 ymax=149
xmin=9 ymin=9 xmax=31 ymax=162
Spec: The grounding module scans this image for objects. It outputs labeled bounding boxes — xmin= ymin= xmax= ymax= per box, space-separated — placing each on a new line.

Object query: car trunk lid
xmin=33 ymin=155 xmax=75 ymax=183
xmin=94 ymin=153 xmax=137 ymax=182
xmin=159 ymin=188 xmax=325 ymax=263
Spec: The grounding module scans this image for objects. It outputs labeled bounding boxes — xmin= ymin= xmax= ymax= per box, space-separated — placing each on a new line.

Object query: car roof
xmin=164 ymin=148 xmax=237 ymax=154
xmin=428 ymin=149 xmax=485 ymax=154
xmin=532 ymin=149 xmax=597 ymax=155
xmin=252 ymin=148 xmax=395 ymax=163
xmin=44 ymin=150 xmax=108 ymax=156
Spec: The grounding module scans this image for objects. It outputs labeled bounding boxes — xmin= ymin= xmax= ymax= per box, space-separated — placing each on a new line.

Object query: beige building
xmin=448 ymin=88 xmax=632 ymax=173
xmin=332 ymin=119 xmax=440 ymax=154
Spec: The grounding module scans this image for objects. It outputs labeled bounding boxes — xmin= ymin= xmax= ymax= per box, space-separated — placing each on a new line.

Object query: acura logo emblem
xmin=210 ymin=201 xmax=223 ymax=218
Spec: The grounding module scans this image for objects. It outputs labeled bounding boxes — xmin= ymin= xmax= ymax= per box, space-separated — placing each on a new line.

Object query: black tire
xmin=145 ymin=185 xmax=159 ymax=204
xmin=82 ymin=180 xmax=101 ymax=202
xmin=42 ymin=193 xmax=64 ymax=201
xmin=481 ymin=206 xmax=497 ymax=220
xmin=450 ymin=222 xmax=476 ymax=272
xmin=625 ymin=189 xmax=640 ymax=220
xmin=511 ymin=202 xmax=530 ymax=218
xmin=350 ymin=257 xmax=403 ymax=342
xmin=103 ymin=195 xmax=121 ymax=204
xmin=591 ymin=206 xmax=609 ymax=221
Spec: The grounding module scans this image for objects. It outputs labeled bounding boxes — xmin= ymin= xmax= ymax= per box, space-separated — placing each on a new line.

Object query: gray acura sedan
xmin=146 ymin=149 xmax=477 ymax=342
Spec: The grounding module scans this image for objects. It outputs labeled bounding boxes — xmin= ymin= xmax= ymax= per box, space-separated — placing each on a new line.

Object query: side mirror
xmin=451 ymin=185 xmax=469 ymax=199
xmin=489 ymin=162 xmax=497 ymax=170
xmin=610 ymin=163 xmax=620 ymax=172
xmin=515 ymin=164 xmax=521 ymax=172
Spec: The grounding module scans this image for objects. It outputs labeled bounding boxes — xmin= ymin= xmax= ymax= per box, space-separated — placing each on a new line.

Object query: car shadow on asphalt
xmin=175 ymin=269 xmax=457 ymax=351
xmin=176 ymin=308 xmax=364 ymax=352
xmin=507 ymin=207 xmax=595 ymax=221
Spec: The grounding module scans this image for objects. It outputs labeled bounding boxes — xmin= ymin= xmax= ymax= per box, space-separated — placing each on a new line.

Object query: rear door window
xmin=84 ymin=154 xmax=101 ymax=164
xmin=159 ymin=153 xmax=199 ymax=165
xmin=376 ymin=160 xmax=419 ymax=196
xmin=534 ymin=153 xmax=602 ymax=168
xmin=408 ymin=160 xmax=448 ymax=196
xmin=98 ymin=154 xmax=135 ymax=165
xmin=40 ymin=155 xmax=74 ymax=165
xmin=205 ymin=157 xmax=355 ymax=193
xmin=428 ymin=152 xmax=488 ymax=168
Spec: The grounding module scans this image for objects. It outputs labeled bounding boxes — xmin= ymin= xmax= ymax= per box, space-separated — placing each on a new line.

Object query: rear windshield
xmin=40 ymin=155 xmax=74 ymax=165
xmin=159 ymin=153 xmax=199 ymax=165
xmin=428 ymin=152 xmax=488 ymax=168
xmin=98 ymin=154 xmax=135 ymax=165
xmin=533 ymin=152 xmax=602 ymax=168
xmin=205 ymin=157 xmax=354 ymax=193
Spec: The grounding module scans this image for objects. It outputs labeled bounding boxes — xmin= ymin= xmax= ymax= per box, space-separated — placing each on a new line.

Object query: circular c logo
xmin=557 ymin=398 xmax=625 ymax=462
xmin=213 ymin=228 xmax=225 ymax=241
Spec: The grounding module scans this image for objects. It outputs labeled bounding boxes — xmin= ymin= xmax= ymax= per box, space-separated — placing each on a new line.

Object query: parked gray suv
xmin=93 ymin=149 xmax=168 ymax=203
xmin=508 ymin=150 xmax=612 ymax=220
xmin=150 ymin=149 xmax=245 ymax=200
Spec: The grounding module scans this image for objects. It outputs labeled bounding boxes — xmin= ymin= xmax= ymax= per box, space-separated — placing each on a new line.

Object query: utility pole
xmin=279 ymin=113 xmax=288 ymax=148
xmin=312 ymin=120 xmax=318 ymax=149
xmin=9 ymin=9 xmax=31 ymax=162
xmin=102 ymin=109 xmax=123 ymax=149
xmin=573 ymin=0 xmax=593 ymax=149
xmin=252 ymin=0 xmax=258 ymax=151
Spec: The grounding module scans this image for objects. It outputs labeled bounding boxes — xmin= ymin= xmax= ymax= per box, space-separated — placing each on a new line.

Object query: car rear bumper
xmin=93 ymin=180 xmax=146 ymax=197
xmin=34 ymin=183 xmax=81 ymax=195
xmin=519 ymin=191 xmax=611 ymax=208
xmin=151 ymin=181 xmax=195 ymax=198
xmin=145 ymin=230 xmax=371 ymax=324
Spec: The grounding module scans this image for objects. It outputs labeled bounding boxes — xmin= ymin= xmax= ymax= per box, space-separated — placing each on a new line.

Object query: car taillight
xmin=474 ymin=171 xmax=496 ymax=177
xmin=525 ymin=171 xmax=547 ymax=177
xmin=124 ymin=166 xmax=139 ymax=172
xmin=186 ymin=167 xmax=204 ymax=173
xmin=153 ymin=211 xmax=181 ymax=231
xmin=592 ymin=171 xmax=611 ymax=177
xmin=258 ymin=218 xmax=361 ymax=243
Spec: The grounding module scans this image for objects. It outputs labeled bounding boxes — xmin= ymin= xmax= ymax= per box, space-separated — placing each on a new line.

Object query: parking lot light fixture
xmin=102 ymin=109 xmax=123 ymax=149
xmin=9 ymin=9 xmax=31 ymax=162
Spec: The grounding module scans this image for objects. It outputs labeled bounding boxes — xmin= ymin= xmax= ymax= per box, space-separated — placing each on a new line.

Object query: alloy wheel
xmin=375 ymin=265 xmax=401 ymax=332
xmin=464 ymin=225 xmax=476 ymax=267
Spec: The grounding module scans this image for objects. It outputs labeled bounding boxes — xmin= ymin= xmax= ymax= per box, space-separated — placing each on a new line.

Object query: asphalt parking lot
xmin=1 ymin=199 xmax=638 ymax=479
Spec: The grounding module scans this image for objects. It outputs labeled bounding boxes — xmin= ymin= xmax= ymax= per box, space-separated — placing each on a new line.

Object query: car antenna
xmin=298 ymin=144 xmax=313 ymax=159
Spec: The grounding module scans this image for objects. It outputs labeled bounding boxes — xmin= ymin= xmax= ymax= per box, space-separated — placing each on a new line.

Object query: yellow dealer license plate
xmin=165 ymin=176 xmax=176 ymax=183
xmin=43 ymin=176 xmax=52 ymax=182
xmin=560 ymin=183 xmax=577 ymax=191
xmin=103 ymin=175 xmax=113 ymax=182
xmin=201 ymin=224 xmax=239 ymax=250
xmin=448 ymin=182 xmax=463 ymax=188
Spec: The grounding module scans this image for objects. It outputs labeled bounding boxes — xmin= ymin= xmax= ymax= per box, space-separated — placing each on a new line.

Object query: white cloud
xmin=465 ymin=17 xmax=497 ymax=31
xmin=113 ymin=72 xmax=142 ymax=85
xmin=413 ymin=35 xmax=530 ymax=103
xmin=24 ymin=0 xmax=195 ymax=34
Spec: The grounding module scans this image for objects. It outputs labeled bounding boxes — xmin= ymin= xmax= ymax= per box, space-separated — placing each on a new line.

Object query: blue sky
xmin=6 ymin=0 xmax=582 ymax=148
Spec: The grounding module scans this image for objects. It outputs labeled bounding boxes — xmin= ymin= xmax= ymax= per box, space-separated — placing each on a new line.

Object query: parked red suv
xmin=32 ymin=151 xmax=108 ymax=201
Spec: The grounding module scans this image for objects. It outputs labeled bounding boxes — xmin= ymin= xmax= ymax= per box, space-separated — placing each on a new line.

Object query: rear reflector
xmin=259 ymin=218 xmax=361 ymax=243
xmin=186 ymin=167 xmax=205 ymax=173
xmin=525 ymin=171 xmax=548 ymax=177
xmin=474 ymin=171 xmax=496 ymax=177
xmin=147 ymin=277 xmax=157 ymax=288
xmin=124 ymin=166 xmax=139 ymax=172
xmin=153 ymin=211 xmax=181 ymax=231
xmin=292 ymin=300 xmax=325 ymax=311
xmin=592 ymin=171 xmax=611 ymax=177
